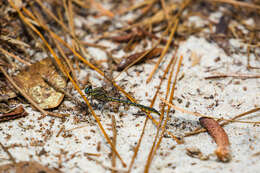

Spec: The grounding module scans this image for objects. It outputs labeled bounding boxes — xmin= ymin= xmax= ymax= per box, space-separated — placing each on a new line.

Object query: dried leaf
xmin=0 ymin=161 xmax=61 ymax=173
xmin=14 ymin=58 xmax=67 ymax=109
xmin=117 ymin=48 xmax=163 ymax=71
xmin=0 ymin=105 xmax=28 ymax=122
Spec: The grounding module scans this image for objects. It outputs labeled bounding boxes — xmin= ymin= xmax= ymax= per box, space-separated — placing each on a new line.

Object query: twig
xmin=127 ymin=116 xmax=149 ymax=173
xmin=0 ymin=142 xmax=16 ymax=163
xmin=0 ymin=47 xmax=31 ymax=66
xmin=185 ymin=107 xmax=260 ymax=137
xmin=207 ymin=0 xmax=260 ymax=10
xmin=115 ymin=39 xmax=161 ymax=80
xmin=146 ymin=19 xmax=179 ymax=83
xmin=89 ymin=0 xmax=114 ymax=18
xmin=160 ymin=97 xmax=260 ymax=124
xmin=86 ymin=156 xmax=127 ymax=172
xmin=205 ymin=73 xmax=260 ymax=79
xmin=56 ymin=125 xmax=65 ymax=137
xmin=80 ymin=41 xmax=108 ymax=49
xmin=111 ymin=115 xmax=117 ymax=173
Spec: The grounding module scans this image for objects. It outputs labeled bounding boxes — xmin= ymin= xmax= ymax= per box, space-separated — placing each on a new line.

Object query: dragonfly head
xmin=84 ymin=85 xmax=92 ymax=95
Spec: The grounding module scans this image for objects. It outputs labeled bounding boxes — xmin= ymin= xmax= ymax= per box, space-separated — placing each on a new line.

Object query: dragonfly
xmin=84 ymin=85 xmax=160 ymax=115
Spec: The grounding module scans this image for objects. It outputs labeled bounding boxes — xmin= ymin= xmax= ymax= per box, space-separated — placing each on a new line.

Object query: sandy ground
xmin=0 ymin=3 xmax=260 ymax=173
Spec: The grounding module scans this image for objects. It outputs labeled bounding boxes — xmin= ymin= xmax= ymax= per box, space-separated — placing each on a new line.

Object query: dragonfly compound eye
xmin=85 ymin=85 xmax=92 ymax=94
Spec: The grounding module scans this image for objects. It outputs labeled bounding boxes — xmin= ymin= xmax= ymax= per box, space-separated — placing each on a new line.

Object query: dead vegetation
xmin=0 ymin=0 xmax=259 ymax=172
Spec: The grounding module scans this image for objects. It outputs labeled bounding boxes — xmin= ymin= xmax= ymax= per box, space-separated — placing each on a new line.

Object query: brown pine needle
xmin=9 ymin=0 xmax=126 ymax=167
xmin=0 ymin=47 xmax=31 ymax=66
xmin=146 ymin=0 xmax=191 ymax=83
xmin=185 ymin=107 xmax=260 ymax=137
xmin=127 ymin=52 xmax=178 ymax=173
xmin=86 ymin=156 xmax=127 ymax=172
xmin=111 ymin=115 xmax=117 ymax=173
xmin=35 ymin=0 xmax=77 ymax=40
xmin=53 ymin=38 xmax=80 ymax=89
xmin=0 ymin=142 xmax=16 ymax=164
xmin=89 ymin=0 xmax=114 ymax=18
xmin=21 ymin=5 xmax=105 ymax=78
xmin=84 ymin=153 xmax=101 ymax=157
xmin=205 ymin=72 xmax=260 ymax=79
xmin=160 ymin=97 xmax=260 ymax=124
xmin=123 ymin=0 xmax=155 ymax=14
xmin=144 ymin=55 xmax=183 ymax=173
xmin=64 ymin=0 xmax=78 ymax=53
xmin=146 ymin=19 xmax=179 ymax=83
xmin=127 ymin=114 xmax=149 ymax=173
xmin=208 ymin=0 xmax=260 ymax=10
xmin=160 ymin=0 xmax=170 ymax=23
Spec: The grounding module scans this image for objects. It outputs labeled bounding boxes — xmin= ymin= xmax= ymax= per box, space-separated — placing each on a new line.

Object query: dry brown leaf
xmin=0 ymin=161 xmax=61 ymax=173
xmin=14 ymin=58 xmax=67 ymax=109
xmin=0 ymin=105 xmax=28 ymax=122
xmin=117 ymin=48 xmax=163 ymax=71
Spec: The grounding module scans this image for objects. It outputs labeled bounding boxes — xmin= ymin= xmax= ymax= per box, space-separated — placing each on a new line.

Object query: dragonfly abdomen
xmin=108 ymin=97 xmax=160 ymax=115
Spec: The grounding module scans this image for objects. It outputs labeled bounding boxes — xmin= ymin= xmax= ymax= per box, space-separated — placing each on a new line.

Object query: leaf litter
xmin=0 ymin=0 xmax=259 ymax=172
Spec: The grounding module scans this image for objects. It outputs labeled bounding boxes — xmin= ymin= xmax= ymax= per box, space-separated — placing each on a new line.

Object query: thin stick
xmin=111 ymin=115 xmax=117 ymax=173
xmin=35 ymin=0 xmax=78 ymax=41
xmin=160 ymin=0 xmax=170 ymax=23
xmin=89 ymin=0 xmax=115 ymax=18
xmin=208 ymin=0 xmax=260 ymax=10
xmin=185 ymin=107 xmax=260 ymax=137
xmin=0 ymin=141 xmax=16 ymax=164
xmin=0 ymin=47 xmax=31 ymax=66
xmin=56 ymin=125 xmax=65 ymax=137
xmin=21 ymin=6 xmax=105 ymax=78
xmin=127 ymin=116 xmax=150 ymax=173
xmin=205 ymin=73 xmax=260 ymax=79
xmin=146 ymin=0 xmax=191 ymax=83
xmin=220 ymin=107 xmax=260 ymax=125
xmin=160 ymin=97 xmax=260 ymax=124
xmin=53 ymin=37 xmax=80 ymax=89
xmin=86 ymin=156 xmax=127 ymax=172
xmin=146 ymin=19 xmax=179 ymax=83
xmin=154 ymin=55 xmax=183 ymax=149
